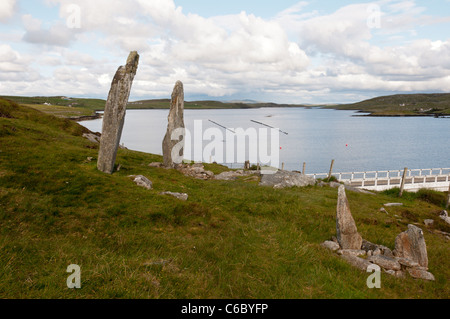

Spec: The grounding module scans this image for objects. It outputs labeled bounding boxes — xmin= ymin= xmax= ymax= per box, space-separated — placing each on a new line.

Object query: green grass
xmin=0 ymin=98 xmax=449 ymax=299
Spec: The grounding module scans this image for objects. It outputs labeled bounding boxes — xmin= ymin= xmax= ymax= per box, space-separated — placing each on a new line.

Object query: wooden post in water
xmin=302 ymin=162 xmax=306 ymax=175
xmin=399 ymin=167 xmax=408 ymax=197
xmin=327 ymin=159 xmax=335 ymax=181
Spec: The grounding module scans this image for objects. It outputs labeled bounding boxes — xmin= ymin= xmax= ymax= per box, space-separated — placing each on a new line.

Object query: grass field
xmin=0 ymin=98 xmax=449 ymax=299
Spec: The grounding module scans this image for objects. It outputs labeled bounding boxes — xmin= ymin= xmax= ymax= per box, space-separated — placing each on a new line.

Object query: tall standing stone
xmin=162 ymin=81 xmax=185 ymax=168
xmin=336 ymin=185 xmax=363 ymax=250
xmin=393 ymin=224 xmax=428 ymax=268
xmin=97 ymin=51 xmax=139 ymax=174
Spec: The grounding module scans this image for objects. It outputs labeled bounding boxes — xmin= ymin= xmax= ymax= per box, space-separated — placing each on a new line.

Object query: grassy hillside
xmin=0 ymin=98 xmax=449 ymax=299
xmin=333 ymin=93 xmax=450 ymax=116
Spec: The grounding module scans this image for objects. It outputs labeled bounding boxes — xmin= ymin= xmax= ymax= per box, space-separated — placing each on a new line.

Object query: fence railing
xmin=307 ymin=168 xmax=450 ymax=192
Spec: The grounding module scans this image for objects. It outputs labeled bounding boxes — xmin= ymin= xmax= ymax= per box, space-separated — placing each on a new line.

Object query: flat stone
xmin=368 ymin=255 xmax=401 ymax=271
xmin=149 ymin=162 xmax=163 ymax=168
xmin=336 ymin=186 xmax=363 ymax=250
xmin=407 ymin=268 xmax=435 ymax=281
xmin=321 ymin=241 xmax=340 ymax=252
xmin=130 ymin=175 xmax=152 ymax=190
xmin=340 ymin=255 xmax=373 ymax=272
xmin=396 ymin=257 xmax=420 ymax=268
xmin=160 ymin=191 xmax=188 ymax=201
xmin=337 ymin=249 xmax=366 ymax=257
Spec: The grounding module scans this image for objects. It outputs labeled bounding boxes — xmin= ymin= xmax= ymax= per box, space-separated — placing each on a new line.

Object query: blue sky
xmin=1 ymin=0 xmax=450 ymax=104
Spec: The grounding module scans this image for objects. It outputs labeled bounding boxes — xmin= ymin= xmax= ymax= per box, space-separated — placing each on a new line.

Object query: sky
xmin=1 ymin=0 xmax=450 ymax=104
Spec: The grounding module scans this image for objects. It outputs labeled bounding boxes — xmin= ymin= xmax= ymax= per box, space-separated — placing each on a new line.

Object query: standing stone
xmin=162 ymin=81 xmax=185 ymax=168
xmin=393 ymin=224 xmax=428 ymax=269
xmin=97 ymin=51 xmax=139 ymax=174
xmin=336 ymin=185 xmax=363 ymax=250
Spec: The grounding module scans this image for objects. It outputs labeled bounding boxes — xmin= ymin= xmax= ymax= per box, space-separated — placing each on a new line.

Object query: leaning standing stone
xmin=336 ymin=185 xmax=363 ymax=250
xmin=97 ymin=51 xmax=139 ymax=174
xmin=162 ymin=81 xmax=185 ymax=168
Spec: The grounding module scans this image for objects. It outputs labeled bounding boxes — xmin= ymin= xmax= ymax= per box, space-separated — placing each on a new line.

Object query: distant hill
xmin=332 ymin=93 xmax=450 ymax=116
xmin=3 ymin=93 xmax=450 ymax=116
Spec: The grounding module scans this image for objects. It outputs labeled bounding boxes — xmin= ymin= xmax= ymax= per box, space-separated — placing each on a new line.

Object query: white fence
xmin=307 ymin=168 xmax=450 ymax=192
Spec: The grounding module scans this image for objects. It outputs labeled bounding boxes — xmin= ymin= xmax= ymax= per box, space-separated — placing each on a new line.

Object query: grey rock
xmin=321 ymin=241 xmax=340 ymax=252
xmin=336 ymin=186 xmax=363 ymax=250
xmin=439 ymin=210 xmax=450 ymax=225
xmin=407 ymin=268 xmax=435 ymax=281
xmin=130 ymin=175 xmax=152 ymax=190
xmin=368 ymin=255 xmax=402 ymax=271
xmin=97 ymin=51 xmax=139 ymax=174
xmin=259 ymin=170 xmax=315 ymax=189
xmin=83 ymin=133 xmax=100 ymax=144
xmin=393 ymin=224 xmax=428 ymax=269
xmin=396 ymin=257 xmax=420 ymax=268
xmin=162 ymin=81 xmax=185 ymax=168
xmin=340 ymin=255 xmax=373 ymax=272
xmin=384 ymin=269 xmax=405 ymax=278
xmin=361 ymin=239 xmax=379 ymax=252
xmin=161 ymin=191 xmax=188 ymax=201
xmin=379 ymin=208 xmax=389 ymax=214
xmin=337 ymin=249 xmax=366 ymax=257
xmin=373 ymin=248 xmax=382 ymax=256
xmin=424 ymin=219 xmax=434 ymax=226
xmin=149 ymin=162 xmax=163 ymax=168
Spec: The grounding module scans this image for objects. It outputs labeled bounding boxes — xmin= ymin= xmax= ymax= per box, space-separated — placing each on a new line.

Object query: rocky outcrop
xmin=162 ymin=81 xmax=185 ymax=168
xmin=259 ymin=170 xmax=315 ymax=189
xmin=97 ymin=51 xmax=139 ymax=174
xmin=336 ymin=186 xmax=363 ymax=250
xmin=439 ymin=210 xmax=450 ymax=225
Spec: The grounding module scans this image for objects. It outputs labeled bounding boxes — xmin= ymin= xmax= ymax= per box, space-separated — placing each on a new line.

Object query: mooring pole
xmin=328 ymin=159 xmax=335 ymax=181
xmin=282 ymin=163 xmax=285 ymax=171
xmin=302 ymin=162 xmax=306 ymax=175
xmin=399 ymin=167 xmax=408 ymax=197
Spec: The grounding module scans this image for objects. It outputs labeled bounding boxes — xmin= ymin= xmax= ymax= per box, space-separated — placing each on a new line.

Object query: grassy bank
xmin=332 ymin=93 xmax=450 ymax=116
xmin=0 ymin=98 xmax=449 ymax=299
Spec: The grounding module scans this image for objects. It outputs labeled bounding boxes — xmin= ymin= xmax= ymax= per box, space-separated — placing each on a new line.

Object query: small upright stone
xmin=162 ymin=81 xmax=185 ymax=168
xmin=97 ymin=51 xmax=139 ymax=174
xmin=336 ymin=186 xmax=363 ymax=250
xmin=393 ymin=224 xmax=428 ymax=269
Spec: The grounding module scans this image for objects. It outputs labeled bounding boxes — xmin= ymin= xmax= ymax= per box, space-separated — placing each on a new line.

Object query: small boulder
xmin=407 ymin=268 xmax=435 ymax=281
xmin=259 ymin=170 xmax=315 ymax=189
xmin=424 ymin=219 xmax=434 ymax=226
xmin=321 ymin=241 xmax=340 ymax=252
xmin=439 ymin=210 xmax=450 ymax=225
xmin=130 ymin=175 xmax=153 ymax=190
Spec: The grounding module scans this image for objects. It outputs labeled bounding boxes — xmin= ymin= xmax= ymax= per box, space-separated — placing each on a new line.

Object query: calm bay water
xmin=79 ymin=108 xmax=450 ymax=174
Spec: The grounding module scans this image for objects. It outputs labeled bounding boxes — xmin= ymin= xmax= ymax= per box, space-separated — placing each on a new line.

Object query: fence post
xmin=302 ymin=162 xmax=306 ymax=175
xmin=327 ymin=159 xmax=335 ymax=181
xmin=446 ymin=182 xmax=450 ymax=209
xmin=399 ymin=167 xmax=408 ymax=197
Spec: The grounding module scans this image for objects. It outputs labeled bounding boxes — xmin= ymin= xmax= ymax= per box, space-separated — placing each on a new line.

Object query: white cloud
xmin=0 ymin=0 xmax=16 ymax=22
